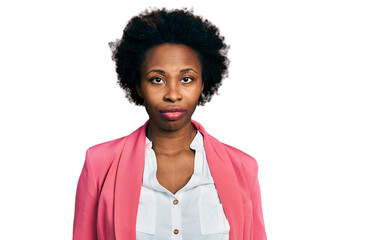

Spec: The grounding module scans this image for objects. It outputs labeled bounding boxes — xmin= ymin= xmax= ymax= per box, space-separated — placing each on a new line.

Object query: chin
xmin=160 ymin=119 xmax=188 ymax=131
xmin=152 ymin=115 xmax=192 ymax=132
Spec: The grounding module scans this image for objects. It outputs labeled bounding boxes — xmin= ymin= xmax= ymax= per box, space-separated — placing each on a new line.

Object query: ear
xmin=200 ymin=83 xmax=204 ymax=92
xmin=136 ymin=85 xmax=143 ymax=98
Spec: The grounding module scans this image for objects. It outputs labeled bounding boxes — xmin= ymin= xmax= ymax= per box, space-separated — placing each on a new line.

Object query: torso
xmin=155 ymin=149 xmax=195 ymax=194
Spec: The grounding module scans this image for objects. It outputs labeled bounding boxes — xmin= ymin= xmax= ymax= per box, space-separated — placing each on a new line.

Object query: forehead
xmin=141 ymin=43 xmax=202 ymax=71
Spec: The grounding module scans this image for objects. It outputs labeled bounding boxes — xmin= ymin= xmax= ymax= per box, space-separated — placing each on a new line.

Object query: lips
xmin=159 ymin=107 xmax=186 ymax=120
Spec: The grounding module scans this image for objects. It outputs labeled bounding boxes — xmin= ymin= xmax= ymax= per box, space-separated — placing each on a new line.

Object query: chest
xmin=155 ymin=150 xmax=195 ymax=194
xmin=136 ymin=144 xmax=231 ymax=240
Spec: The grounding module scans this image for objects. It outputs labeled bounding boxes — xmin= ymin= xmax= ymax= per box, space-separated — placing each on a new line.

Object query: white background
xmin=1 ymin=0 xmax=376 ymax=239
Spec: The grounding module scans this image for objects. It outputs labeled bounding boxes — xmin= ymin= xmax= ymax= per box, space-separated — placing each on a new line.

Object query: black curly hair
xmin=110 ymin=7 xmax=229 ymax=106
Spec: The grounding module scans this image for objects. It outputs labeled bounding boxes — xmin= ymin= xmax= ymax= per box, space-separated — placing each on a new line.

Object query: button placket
xmin=170 ymin=194 xmax=182 ymax=240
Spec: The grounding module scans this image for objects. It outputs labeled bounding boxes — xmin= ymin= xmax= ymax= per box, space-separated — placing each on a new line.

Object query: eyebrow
xmin=145 ymin=68 xmax=198 ymax=77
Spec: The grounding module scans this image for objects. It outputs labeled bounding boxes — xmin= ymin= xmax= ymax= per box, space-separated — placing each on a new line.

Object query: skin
xmin=136 ymin=43 xmax=204 ymax=194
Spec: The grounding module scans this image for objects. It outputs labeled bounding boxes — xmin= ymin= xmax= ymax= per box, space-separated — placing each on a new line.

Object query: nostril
xmin=163 ymin=91 xmax=182 ymax=102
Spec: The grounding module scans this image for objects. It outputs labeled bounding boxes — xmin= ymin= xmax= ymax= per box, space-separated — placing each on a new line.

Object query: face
xmin=137 ymin=43 xmax=204 ymax=132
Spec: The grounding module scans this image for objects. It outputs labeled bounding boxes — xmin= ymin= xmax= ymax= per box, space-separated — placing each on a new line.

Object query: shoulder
xmin=194 ymin=119 xmax=259 ymax=173
xmin=205 ymin=132 xmax=258 ymax=175
xmin=218 ymin=140 xmax=260 ymax=189
xmin=222 ymin=143 xmax=258 ymax=170
xmin=223 ymin=143 xmax=259 ymax=178
xmin=85 ymin=136 xmax=128 ymax=174
xmin=82 ymin=121 xmax=148 ymax=177
xmin=88 ymin=136 xmax=127 ymax=156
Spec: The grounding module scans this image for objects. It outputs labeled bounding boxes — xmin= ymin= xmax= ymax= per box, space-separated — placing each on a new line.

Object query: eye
xmin=151 ymin=77 xmax=164 ymax=84
xmin=181 ymin=77 xmax=193 ymax=83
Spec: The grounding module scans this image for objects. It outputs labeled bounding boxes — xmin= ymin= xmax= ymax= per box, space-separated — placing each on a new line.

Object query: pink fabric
xmin=73 ymin=120 xmax=267 ymax=240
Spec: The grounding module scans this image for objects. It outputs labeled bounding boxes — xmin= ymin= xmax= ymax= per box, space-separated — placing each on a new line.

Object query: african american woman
xmin=73 ymin=8 xmax=267 ymax=240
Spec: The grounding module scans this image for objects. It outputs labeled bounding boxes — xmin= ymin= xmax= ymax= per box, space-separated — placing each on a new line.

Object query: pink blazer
xmin=73 ymin=120 xmax=267 ymax=240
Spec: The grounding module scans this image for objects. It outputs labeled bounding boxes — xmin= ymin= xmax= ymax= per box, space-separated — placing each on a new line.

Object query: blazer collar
xmin=113 ymin=120 xmax=243 ymax=240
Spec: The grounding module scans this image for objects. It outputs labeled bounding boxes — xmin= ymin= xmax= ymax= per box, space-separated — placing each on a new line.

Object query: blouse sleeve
xmin=73 ymin=148 xmax=98 ymax=240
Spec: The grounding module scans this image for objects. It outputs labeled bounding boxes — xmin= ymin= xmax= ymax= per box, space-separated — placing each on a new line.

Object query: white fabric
xmin=136 ymin=131 xmax=230 ymax=240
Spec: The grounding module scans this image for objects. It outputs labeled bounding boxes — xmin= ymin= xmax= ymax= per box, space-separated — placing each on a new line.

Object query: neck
xmin=146 ymin=121 xmax=197 ymax=155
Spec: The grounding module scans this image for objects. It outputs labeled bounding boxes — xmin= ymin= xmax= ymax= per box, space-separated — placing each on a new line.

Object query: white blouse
xmin=136 ymin=131 xmax=230 ymax=240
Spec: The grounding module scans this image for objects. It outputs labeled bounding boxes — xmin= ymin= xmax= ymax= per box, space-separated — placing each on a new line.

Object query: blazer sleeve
xmin=73 ymin=148 xmax=98 ymax=240
xmin=250 ymin=162 xmax=267 ymax=240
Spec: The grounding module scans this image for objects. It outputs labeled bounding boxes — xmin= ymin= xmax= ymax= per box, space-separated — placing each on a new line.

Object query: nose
xmin=163 ymin=82 xmax=182 ymax=103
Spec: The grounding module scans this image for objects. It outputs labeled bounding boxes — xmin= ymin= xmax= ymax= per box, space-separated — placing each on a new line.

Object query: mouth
xmin=159 ymin=107 xmax=186 ymax=121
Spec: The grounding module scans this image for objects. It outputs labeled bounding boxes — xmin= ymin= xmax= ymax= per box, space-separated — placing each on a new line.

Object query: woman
xmin=73 ymin=8 xmax=267 ymax=240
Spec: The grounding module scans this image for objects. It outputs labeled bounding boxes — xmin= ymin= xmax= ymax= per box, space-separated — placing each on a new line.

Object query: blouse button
xmin=173 ymin=199 xmax=178 ymax=205
xmin=173 ymin=229 xmax=179 ymax=234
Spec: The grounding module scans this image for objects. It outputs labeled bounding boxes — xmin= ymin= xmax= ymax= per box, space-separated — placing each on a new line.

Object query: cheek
xmin=143 ymin=91 xmax=159 ymax=105
xmin=143 ymin=102 xmax=155 ymax=118
xmin=142 ymin=91 xmax=161 ymax=113
xmin=140 ymin=85 xmax=154 ymax=101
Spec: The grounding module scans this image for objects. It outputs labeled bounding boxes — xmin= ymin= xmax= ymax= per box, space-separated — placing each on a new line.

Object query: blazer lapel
xmin=192 ymin=120 xmax=244 ymax=240
xmin=114 ymin=122 xmax=148 ymax=240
